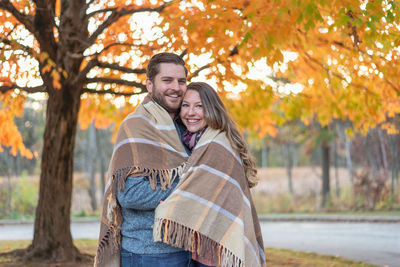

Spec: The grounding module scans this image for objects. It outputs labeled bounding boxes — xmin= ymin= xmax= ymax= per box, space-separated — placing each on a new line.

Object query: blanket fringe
xmin=154 ymin=218 xmax=243 ymax=267
xmin=94 ymin=224 xmax=121 ymax=266
xmin=96 ymin=163 xmax=186 ymax=265
xmin=117 ymin=163 xmax=186 ymax=192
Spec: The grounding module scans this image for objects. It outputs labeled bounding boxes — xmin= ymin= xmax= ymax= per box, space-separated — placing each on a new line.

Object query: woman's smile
xmin=180 ymin=90 xmax=207 ymax=133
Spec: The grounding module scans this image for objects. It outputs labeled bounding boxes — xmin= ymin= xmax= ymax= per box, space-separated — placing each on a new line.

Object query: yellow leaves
xmin=38 ymin=52 xmax=64 ymax=89
xmin=38 ymin=52 xmax=49 ymax=63
xmin=381 ymin=123 xmax=399 ymax=135
xmin=51 ymin=69 xmax=62 ymax=89
xmin=223 ymin=79 xmax=278 ymax=138
xmin=0 ymin=93 xmax=34 ymax=159
xmin=257 ymin=110 xmax=278 ymax=138
xmin=55 ymin=0 xmax=61 ymax=17
xmin=79 ymin=96 xmax=115 ymax=130
xmin=78 ymin=93 xmax=141 ymax=143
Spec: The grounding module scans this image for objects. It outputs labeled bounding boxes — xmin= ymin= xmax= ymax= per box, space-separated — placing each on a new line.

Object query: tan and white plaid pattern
xmin=154 ymin=128 xmax=266 ymax=267
xmin=94 ymin=95 xmax=188 ymax=267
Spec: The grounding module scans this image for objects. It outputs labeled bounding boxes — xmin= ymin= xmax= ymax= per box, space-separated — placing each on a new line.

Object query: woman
xmin=154 ymin=82 xmax=266 ymax=267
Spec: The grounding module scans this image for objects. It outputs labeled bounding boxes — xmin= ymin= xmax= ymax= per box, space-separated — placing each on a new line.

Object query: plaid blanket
xmin=94 ymin=95 xmax=188 ymax=267
xmin=154 ymin=127 xmax=266 ymax=267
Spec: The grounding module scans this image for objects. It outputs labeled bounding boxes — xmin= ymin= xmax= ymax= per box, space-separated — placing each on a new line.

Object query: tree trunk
xmin=88 ymin=122 xmax=98 ymax=211
xmin=285 ymin=142 xmax=294 ymax=195
xmin=377 ymin=129 xmax=388 ymax=172
xmin=321 ymin=141 xmax=330 ymax=207
xmin=333 ymin=135 xmax=340 ymax=197
xmin=344 ymin=133 xmax=353 ymax=182
xmin=95 ymin=128 xmax=106 ymax=196
xmin=366 ymin=131 xmax=379 ymax=174
xmin=27 ymin=88 xmax=84 ymax=262
xmin=261 ymin=141 xmax=269 ymax=168
xmin=389 ymin=134 xmax=399 ymax=196
xmin=6 ymin=151 xmax=12 ymax=217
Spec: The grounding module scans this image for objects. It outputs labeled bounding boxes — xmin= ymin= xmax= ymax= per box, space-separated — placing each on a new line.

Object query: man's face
xmin=146 ymin=63 xmax=187 ymax=116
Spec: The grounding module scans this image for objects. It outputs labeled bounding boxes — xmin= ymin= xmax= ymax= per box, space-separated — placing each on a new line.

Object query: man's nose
xmin=170 ymin=79 xmax=179 ymax=90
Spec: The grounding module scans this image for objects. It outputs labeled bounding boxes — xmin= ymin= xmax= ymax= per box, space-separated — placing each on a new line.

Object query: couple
xmin=95 ymin=53 xmax=266 ymax=267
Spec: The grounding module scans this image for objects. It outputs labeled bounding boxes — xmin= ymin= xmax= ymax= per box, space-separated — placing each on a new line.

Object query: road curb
xmin=258 ymin=214 xmax=400 ymax=223
xmin=0 ymin=217 xmax=100 ymax=226
xmin=1 ymin=215 xmax=400 ymax=225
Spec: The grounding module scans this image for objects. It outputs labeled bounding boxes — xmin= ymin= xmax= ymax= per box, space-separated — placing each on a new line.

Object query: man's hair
xmin=186 ymin=82 xmax=258 ymax=188
xmin=146 ymin=53 xmax=188 ymax=82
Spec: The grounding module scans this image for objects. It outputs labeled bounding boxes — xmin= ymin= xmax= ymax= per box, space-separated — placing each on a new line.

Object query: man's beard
xmin=151 ymin=88 xmax=182 ymax=114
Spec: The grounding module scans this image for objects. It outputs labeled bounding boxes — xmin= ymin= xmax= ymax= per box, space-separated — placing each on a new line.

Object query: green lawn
xmin=0 ymin=240 xmax=377 ymax=267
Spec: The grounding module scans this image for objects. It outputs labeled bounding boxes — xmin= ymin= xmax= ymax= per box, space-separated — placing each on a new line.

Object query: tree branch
xmin=317 ymin=38 xmax=400 ymax=93
xmin=0 ymin=0 xmax=35 ymax=33
xmin=74 ymin=42 xmax=147 ymax=86
xmin=86 ymin=0 xmax=97 ymax=9
xmin=345 ymin=11 xmax=361 ymax=48
xmin=82 ymin=87 xmax=146 ymax=96
xmin=97 ymin=62 xmax=146 ymax=74
xmin=85 ymin=42 xmax=149 ymax=57
xmin=86 ymin=77 xmax=146 ymax=91
xmin=0 ymin=37 xmax=33 ymax=55
xmin=0 ymin=84 xmax=47 ymax=94
xmin=188 ymin=64 xmax=210 ymax=81
xmin=73 ymin=58 xmax=99 ymax=86
xmin=85 ymin=3 xmax=169 ymax=50
xmin=302 ymin=51 xmax=377 ymax=95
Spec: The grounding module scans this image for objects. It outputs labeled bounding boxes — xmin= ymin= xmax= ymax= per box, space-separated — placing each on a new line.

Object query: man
xmin=95 ymin=53 xmax=191 ymax=267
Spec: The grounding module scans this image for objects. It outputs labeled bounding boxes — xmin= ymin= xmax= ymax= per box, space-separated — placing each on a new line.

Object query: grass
xmin=0 ymin=240 xmax=377 ymax=267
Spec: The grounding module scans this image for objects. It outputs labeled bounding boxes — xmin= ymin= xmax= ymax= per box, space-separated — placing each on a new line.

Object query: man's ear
xmin=146 ymin=79 xmax=153 ymax=93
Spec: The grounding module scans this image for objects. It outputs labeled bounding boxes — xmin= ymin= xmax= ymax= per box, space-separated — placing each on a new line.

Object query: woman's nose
xmin=188 ymin=107 xmax=195 ymax=115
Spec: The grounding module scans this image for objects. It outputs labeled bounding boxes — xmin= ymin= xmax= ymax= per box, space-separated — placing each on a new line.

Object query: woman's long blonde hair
xmin=187 ymin=82 xmax=258 ymax=188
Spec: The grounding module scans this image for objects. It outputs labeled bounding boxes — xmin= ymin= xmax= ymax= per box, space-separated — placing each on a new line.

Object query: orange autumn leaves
xmin=0 ymin=92 xmax=34 ymax=158
xmin=161 ymin=0 xmax=400 ymax=136
xmin=1 ymin=0 xmax=400 ymax=159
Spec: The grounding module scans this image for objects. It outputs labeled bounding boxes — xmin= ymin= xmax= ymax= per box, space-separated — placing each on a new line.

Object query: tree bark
xmin=389 ymin=134 xmax=399 ymax=196
xmin=285 ymin=142 xmax=294 ymax=195
xmin=27 ymin=88 xmax=85 ymax=262
xmin=321 ymin=141 xmax=330 ymax=207
xmin=344 ymin=134 xmax=353 ymax=183
xmin=377 ymin=129 xmax=388 ymax=172
xmin=261 ymin=141 xmax=268 ymax=168
xmin=95 ymin=128 xmax=106 ymax=196
xmin=366 ymin=130 xmax=380 ymax=173
xmin=333 ymin=135 xmax=340 ymax=197
xmin=88 ymin=122 xmax=98 ymax=211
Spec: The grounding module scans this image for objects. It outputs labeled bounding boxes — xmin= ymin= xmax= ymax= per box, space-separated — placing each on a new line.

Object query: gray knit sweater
xmin=117 ymin=176 xmax=183 ymax=254
xmin=117 ymin=117 xmax=189 ymax=254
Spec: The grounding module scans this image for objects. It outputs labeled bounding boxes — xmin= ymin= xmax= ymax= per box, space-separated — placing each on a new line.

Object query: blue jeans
xmin=192 ymin=261 xmax=214 ymax=267
xmin=121 ymin=248 xmax=192 ymax=267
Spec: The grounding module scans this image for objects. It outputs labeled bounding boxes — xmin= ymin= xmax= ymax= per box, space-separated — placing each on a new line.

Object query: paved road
xmin=261 ymin=221 xmax=400 ymax=267
xmin=1 ymin=218 xmax=399 ymax=267
xmin=0 ymin=219 xmax=100 ymax=241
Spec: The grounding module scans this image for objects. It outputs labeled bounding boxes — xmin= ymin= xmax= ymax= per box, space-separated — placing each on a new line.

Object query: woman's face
xmin=180 ymin=90 xmax=207 ymax=133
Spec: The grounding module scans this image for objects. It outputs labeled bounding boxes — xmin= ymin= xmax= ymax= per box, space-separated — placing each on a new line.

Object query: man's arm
xmin=117 ymin=176 xmax=177 ymax=210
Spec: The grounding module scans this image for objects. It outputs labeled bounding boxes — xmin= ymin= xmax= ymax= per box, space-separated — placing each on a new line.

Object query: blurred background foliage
xmin=0 ymin=97 xmax=398 ymax=219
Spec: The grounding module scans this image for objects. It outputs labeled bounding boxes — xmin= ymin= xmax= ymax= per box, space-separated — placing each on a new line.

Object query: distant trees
xmin=251 ymin=119 xmax=400 ymax=208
